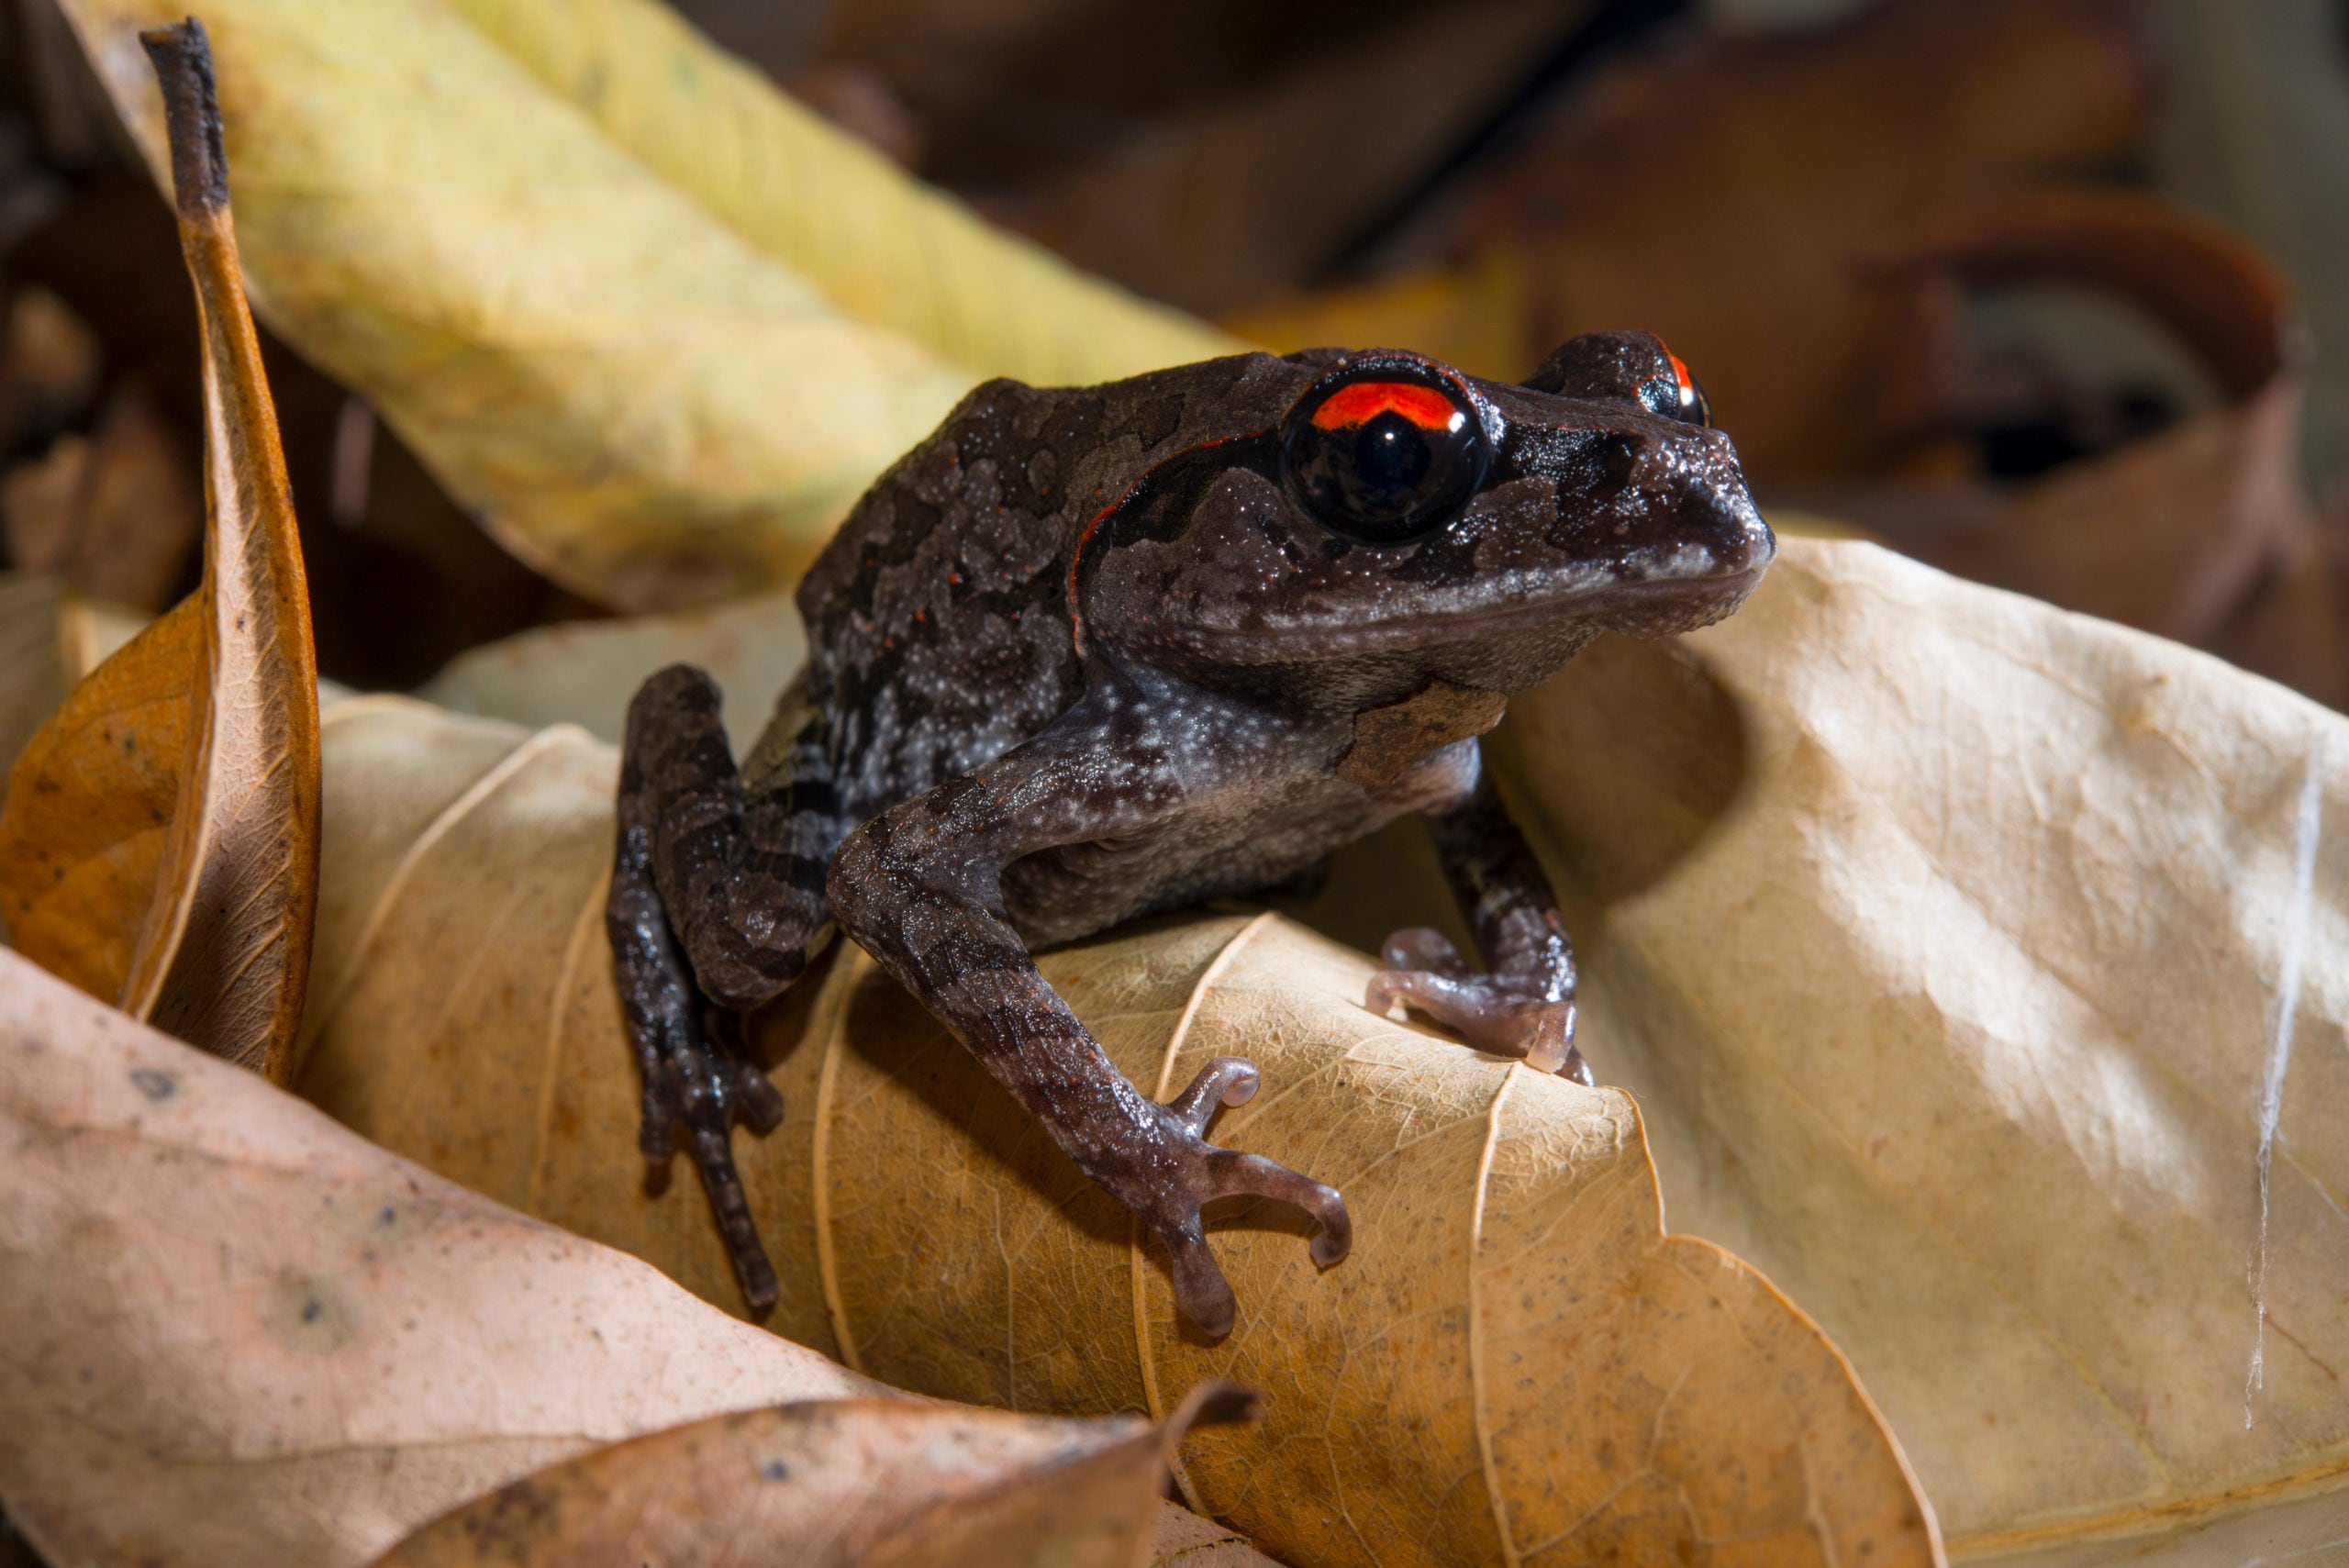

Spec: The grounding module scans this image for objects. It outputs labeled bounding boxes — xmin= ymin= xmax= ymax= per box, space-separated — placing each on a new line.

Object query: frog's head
xmin=1075 ymin=331 xmax=1773 ymax=708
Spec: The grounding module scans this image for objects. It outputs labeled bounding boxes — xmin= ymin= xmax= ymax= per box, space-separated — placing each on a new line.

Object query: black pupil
xmin=1353 ymin=413 xmax=1432 ymax=508
xmin=1284 ymin=381 xmax=1486 ymax=544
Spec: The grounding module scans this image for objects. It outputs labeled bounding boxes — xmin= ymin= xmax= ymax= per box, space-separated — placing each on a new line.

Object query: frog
xmin=607 ymin=329 xmax=1772 ymax=1336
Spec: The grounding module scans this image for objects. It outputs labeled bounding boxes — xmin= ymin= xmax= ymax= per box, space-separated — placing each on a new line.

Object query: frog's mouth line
xmin=1170 ymin=561 xmax=1774 ymax=664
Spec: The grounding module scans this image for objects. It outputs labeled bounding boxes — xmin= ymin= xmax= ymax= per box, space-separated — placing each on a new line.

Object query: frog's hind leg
xmin=607 ymin=664 xmax=842 ymax=1313
xmin=1365 ymin=744 xmax=1590 ymax=1085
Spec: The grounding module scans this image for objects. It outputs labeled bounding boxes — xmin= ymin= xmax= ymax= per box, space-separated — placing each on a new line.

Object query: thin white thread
xmin=2246 ymin=737 xmax=2325 ymax=1429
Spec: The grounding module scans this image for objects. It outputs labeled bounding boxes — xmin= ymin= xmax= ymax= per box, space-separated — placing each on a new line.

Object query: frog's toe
xmin=1146 ymin=1134 xmax=1353 ymax=1335
xmin=1166 ymin=1220 xmax=1240 ymax=1339
xmin=1204 ymin=1146 xmax=1353 ymax=1266
xmin=1167 ymin=1055 xmax=1261 ymax=1132
xmin=1379 ymin=925 xmax=1473 ymax=979
xmin=640 ymin=1006 xmax=784 ymax=1314
xmin=1366 ymin=967 xmax=1588 ymax=1083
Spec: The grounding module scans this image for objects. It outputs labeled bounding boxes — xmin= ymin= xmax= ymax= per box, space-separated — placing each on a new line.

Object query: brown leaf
xmin=0 ymin=575 xmax=72 ymax=820
xmin=0 ymin=22 xmax=319 ymax=1079
xmin=0 ymin=284 xmax=104 ymax=450
xmin=951 ymin=0 xmax=1594 ymax=317
xmin=1225 ymin=0 xmax=2154 ymax=484
xmin=1870 ymin=190 xmax=2345 ymax=708
xmin=368 ymin=1383 xmax=1258 ymax=1568
xmin=290 ymin=704 xmax=1939 ymax=1565
xmin=0 ymin=943 xmax=880 ymax=1568
xmin=0 ymin=384 xmax=202 ymax=612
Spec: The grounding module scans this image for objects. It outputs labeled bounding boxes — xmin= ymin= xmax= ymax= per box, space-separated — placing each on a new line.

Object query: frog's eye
xmin=1640 ymin=348 xmax=1711 ymax=428
xmin=1282 ymin=372 xmax=1489 ymax=543
xmin=1526 ymin=330 xmax=1711 ymax=427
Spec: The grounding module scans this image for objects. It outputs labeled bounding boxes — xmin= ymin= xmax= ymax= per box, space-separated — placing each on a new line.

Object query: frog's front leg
xmin=1368 ymin=747 xmax=1590 ymax=1084
xmin=608 ymin=665 xmax=836 ymax=1312
xmin=825 ymin=698 xmax=1353 ymax=1337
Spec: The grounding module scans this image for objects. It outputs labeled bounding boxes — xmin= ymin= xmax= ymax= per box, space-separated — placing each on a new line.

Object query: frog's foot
xmin=638 ymin=1003 xmax=786 ymax=1313
xmin=1365 ymin=927 xmax=1590 ymax=1085
xmin=1141 ymin=1056 xmax=1353 ymax=1338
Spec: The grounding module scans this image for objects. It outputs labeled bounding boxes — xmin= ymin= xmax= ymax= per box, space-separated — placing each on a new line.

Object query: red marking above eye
xmin=1309 ymin=381 xmax=1463 ymax=433
xmin=1667 ymin=350 xmax=1695 ymax=397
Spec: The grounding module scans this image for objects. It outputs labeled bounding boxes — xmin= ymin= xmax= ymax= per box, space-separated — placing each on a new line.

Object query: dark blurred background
xmin=0 ymin=0 xmax=2344 ymax=704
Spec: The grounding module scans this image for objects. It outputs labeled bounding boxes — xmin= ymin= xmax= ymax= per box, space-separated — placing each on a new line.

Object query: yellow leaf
xmin=368 ymin=1385 xmax=1260 ymax=1568
xmin=440 ymin=0 xmax=1236 ymax=387
xmin=290 ymin=699 xmax=1940 ymax=1568
xmin=0 ymin=22 xmax=319 ymax=1081
xmin=54 ymin=0 xmax=1240 ymax=610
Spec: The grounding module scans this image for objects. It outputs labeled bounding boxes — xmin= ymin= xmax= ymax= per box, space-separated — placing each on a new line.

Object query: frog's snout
xmin=1707 ymin=484 xmax=1776 ymax=585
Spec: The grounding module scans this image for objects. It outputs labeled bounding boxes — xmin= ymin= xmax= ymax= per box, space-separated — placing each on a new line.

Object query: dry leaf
xmin=1483 ymin=539 xmax=2349 ymax=1555
xmin=1224 ymin=0 xmax=2153 ymax=484
xmin=0 ymin=284 xmax=104 ymax=450
xmin=55 ymin=0 xmax=1237 ymax=609
xmin=289 ymin=537 xmax=2349 ymax=1559
xmin=439 ymin=0 xmax=1233 ymax=386
xmin=368 ymin=1384 xmax=1259 ymax=1568
xmin=1779 ymin=187 xmax=2347 ymax=709
xmin=0 ymin=23 xmax=319 ymax=1079
xmin=0 ymin=943 xmax=886 ymax=1568
xmin=0 ymin=576 xmax=72 ymax=822
xmin=0 ymin=895 xmax=1277 ymax=1566
xmin=290 ymin=700 xmax=1938 ymax=1566
xmin=0 ymin=384 xmax=202 ymax=611
xmin=958 ymin=0 xmax=1592 ymax=317
xmin=417 ymin=588 xmax=806 ymax=756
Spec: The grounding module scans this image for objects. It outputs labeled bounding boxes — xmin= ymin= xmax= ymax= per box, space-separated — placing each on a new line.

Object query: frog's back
xmin=782 ymin=355 xmax=1295 ymax=817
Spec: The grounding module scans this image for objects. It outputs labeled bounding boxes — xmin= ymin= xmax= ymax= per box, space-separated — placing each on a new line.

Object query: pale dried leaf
xmin=417 ymin=589 xmax=807 ymax=755
xmin=54 ymin=0 xmax=1235 ymax=609
xmin=0 ymin=945 xmax=878 ymax=1568
xmin=1485 ymin=537 xmax=2349 ymax=1554
xmin=367 ymin=1384 xmax=1256 ymax=1568
xmin=54 ymin=592 xmax=147 ymax=677
xmin=293 ymin=705 xmax=1938 ymax=1567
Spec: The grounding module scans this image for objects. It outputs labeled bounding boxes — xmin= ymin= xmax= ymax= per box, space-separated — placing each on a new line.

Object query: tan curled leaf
xmin=369 ymin=1383 xmax=1259 ymax=1568
xmin=0 ymin=944 xmax=880 ymax=1568
xmin=289 ymin=703 xmax=1939 ymax=1568
xmin=54 ymin=0 xmax=1236 ymax=610
xmin=1483 ymin=538 xmax=2349 ymax=1557
xmin=0 ymin=26 xmax=319 ymax=1080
